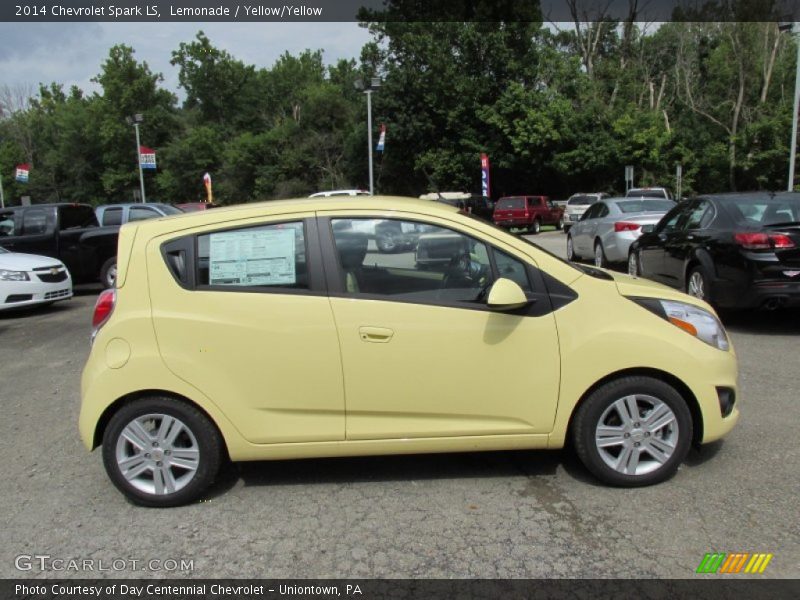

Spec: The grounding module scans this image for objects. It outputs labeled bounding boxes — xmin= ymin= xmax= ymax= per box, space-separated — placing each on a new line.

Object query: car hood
xmin=606 ymin=270 xmax=713 ymax=311
xmin=0 ymin=252 xmax=64 ymax=270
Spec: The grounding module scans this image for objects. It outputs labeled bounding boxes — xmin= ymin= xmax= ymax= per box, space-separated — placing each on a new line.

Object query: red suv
xmin=493 ymin=195 xmax=565 ymax=234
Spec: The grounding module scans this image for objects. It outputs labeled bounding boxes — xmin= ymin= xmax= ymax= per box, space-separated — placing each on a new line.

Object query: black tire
xmin=556 ymin=216 xmax=564 ymax=231
xmin=566 ymin=234 xmax=576 ymax=261
xmin=572 ymin=376 xmax=692 ymax=487
xmin=100 ymin=256 xmax=117 ymax=289
xmin=102 ymin=396 xmax=223 ymax=507
xmin=376 ymin=231 xmax=398 ymax=253
xmin=686 ymin=265 xmax=712 ymax=304
xmin=627 ymin=251 xmax=640 ymax=277
xmin=530 ymin=219 xmax=541 ymax=235
xmin=594 ymin=240 xmax=607 ymax=268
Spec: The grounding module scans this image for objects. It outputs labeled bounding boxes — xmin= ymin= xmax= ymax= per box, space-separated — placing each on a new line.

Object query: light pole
xmin=355 ymin=77 xmax=381 ymax=195
xmin=126 ymin=113 xmax=147 ymax=203
xmin=780 ymin=21 xmax=800 ymax=191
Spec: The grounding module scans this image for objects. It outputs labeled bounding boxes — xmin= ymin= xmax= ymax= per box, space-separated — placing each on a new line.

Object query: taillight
xmin=734 ymin=232 xmax=796 ymax=250
xmin=92 ymin=289 xmax=116 ymax=330
xmin=615 ymin=221 xmax=642 ymax=232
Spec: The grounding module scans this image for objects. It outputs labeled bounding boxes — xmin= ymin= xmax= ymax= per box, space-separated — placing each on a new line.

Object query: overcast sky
xmin=0 ymin=22 xmax=373 ymax=98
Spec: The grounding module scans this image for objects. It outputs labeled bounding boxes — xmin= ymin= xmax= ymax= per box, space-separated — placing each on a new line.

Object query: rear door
xmin=147 ymin=213 xmax=346 ymax=444
xmin=56 ymin=205 xmax=100 ymax=280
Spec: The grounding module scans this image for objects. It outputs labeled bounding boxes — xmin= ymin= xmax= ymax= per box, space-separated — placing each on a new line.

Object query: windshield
xmin=627 ymin=189 xmax=668 ymax=199
xmin=616 ymin=200 xmax=675 ymax=213
xmin=568 ymin=195 xmax=597 ymax=206
xmin=496 ymin=198 xmax=524 ymax=210
xmin=156 ymin=204 xmax=184 ymax=215
xmin=724 ymin=196 xmax=800 ymax=226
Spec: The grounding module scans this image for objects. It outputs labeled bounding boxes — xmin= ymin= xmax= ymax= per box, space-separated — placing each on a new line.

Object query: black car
xmin=628 ymin=192 xmax=800 ymax=310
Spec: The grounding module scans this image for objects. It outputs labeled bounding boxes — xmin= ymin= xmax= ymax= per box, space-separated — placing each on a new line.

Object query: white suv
xmin=626 ymin=187 xmax=673 ymax=200
xmin=564 ymin=193 xmax=607 ymax=232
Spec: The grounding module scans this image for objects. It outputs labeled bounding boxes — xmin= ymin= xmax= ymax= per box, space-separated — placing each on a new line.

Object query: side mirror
xmin=641 ymin=224 xmax=655 ymax=234
xmin=486 ymin=278 xmax=529 ymax=310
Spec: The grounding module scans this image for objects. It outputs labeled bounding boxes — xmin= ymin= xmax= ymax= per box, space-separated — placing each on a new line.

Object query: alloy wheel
xmin=688 ymin=271 xmax=706 ymax=300
xmin=594 ymin=394 xmax=679 ymax=476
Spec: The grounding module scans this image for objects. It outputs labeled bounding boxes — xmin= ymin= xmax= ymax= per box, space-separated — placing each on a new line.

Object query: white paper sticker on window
xmin=209 ymin=228 xmax=296 ymax=286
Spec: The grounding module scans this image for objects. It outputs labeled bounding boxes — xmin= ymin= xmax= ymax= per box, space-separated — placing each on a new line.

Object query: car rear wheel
xmin=100 ymin=257 xmax=117 ymax=289
xmin=594 ymin=241 xmax=607 ymax=268
xmin=566 ymin=234 xmax=576 ymax=261
xmin=102 ymin=397 xmax=223 ymax=507
xmin=530 ymin=219 xmax=541 ymax=235
xmin=573 ymin=376 xmax=692 ymax=486
xmin=628 ymin=251 xmax=640 ymax=276
xmin=687 ymin=266 xmax=711 ymax=303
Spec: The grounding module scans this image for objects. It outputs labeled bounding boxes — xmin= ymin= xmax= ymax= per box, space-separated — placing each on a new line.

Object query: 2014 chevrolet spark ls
xmin=80 ymin=197 xmax=739 ymax=507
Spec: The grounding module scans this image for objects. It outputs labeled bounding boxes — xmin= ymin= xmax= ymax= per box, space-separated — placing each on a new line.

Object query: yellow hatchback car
xmin=80 ymin=197 xmax=739 ymax=506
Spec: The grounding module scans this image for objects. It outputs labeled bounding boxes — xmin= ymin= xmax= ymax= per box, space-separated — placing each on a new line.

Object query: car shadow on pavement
xmin=720 ymin=308 xmax=800 ymax=335
xmin=684 ymin=439 xmax=725 ymax=467
xmin=205 ymin=450 xmax=579 ymax=499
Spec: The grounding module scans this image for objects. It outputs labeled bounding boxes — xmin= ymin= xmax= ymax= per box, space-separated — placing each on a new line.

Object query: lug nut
xmin=634 ymin=442 xmax=641 ymax=447
xmin=145 ymin=453 xmax=150 ymax=458
xmin=624 ymin=433 xmax=630 ymax=438
xmin=156 ymin=461 xmax=162 ymax=467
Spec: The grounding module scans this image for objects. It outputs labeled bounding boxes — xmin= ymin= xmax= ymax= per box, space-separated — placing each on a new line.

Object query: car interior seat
xmin=335 ymin=231 xmax=368 ymax=293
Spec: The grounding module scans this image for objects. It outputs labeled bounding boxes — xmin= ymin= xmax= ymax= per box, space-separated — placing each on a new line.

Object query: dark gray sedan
xmin=567 ymin=198 xmax=675 ymax=267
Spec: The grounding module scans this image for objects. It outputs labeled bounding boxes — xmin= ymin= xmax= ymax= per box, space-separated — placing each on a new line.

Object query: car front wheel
xmin=566 ymin=234 xmax=576 ymax=261
xmin=628 ymin=251 xmax=640 ymax=276
xmin=573 ymin=376 xmax=692 ymax=487
xmin=102 ymin=397 xmax=223 ymax=507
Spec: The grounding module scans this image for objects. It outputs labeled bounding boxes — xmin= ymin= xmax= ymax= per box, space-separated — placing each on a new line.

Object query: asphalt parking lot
xmin=1 ymin=229 xmax=798 ymax=579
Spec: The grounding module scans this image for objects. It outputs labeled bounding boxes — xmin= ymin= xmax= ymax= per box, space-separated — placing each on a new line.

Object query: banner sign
xmin=139 ymin=146 xmax=156 ymax=169
xmin=376 ymin=123 xmax=386 ymax=152
xmin=15 ymin=164 xmax=30 ymax=183
xmin=480 ymin=153 xmax=491 ymax=198
xmin=203 ymin=172 xmax=213 ymax=203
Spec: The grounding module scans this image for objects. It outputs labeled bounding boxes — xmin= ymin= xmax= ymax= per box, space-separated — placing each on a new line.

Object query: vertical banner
xmin=139 ymin=146 xmax=157 ymax=170
xmin=203 ymin=172 xmax=213 ymax=204
xmin=480 ymin=153 xmax=491 ymax=198
xmin=376 ymin=123 xmax=386 ymax=152
xmin=15 ymin=164 xmax=30 ymax=183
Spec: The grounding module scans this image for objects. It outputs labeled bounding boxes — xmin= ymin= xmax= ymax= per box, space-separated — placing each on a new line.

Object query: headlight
xmin=0 ymin=269 xmax=29 ymax=281
xmin=630 ymin=297 xmax=730 ymax=351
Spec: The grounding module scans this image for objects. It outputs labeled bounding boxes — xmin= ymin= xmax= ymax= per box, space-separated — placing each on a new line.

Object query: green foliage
xmin=1 ymin=21 xmax=797 ymax=207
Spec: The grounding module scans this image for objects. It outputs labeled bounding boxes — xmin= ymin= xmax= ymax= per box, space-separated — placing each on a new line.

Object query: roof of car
xmin=697 ymin=191 xmax=800 ymax=201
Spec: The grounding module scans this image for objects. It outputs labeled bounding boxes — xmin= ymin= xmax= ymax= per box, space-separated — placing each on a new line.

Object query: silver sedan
xmin=566 ymin=198 xmax=675 ymax=267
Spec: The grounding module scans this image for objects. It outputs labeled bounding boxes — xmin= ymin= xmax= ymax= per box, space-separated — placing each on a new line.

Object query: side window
xmin=684 ymin=201 xmax=711 ymax=230
xmin=581 ymin=204 xmax=598 ymax=221
xmin=196 ymin=221 xmax=307 ymax=289
xmin=597 ymin=204 xmax=609 ymax=218
xmin=129 ymin=207 xmax=160 ymax=222
xmin=331 ymin=218 xmax=493 ymax=304
xmin=494 ymin=249 xmax=532 ymax=292
xmin=658 ymin=205 xmax=689 ymax=233
xmin=101 ymin=208 xmax=123 ymax=226
xmin=22 ymin=209 xmax=48 ymax=235
xmin=0 ymin=211 xmax=16 ymax=237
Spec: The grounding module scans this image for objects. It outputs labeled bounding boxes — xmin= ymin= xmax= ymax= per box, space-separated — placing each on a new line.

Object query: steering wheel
xmin=442 ymin=253 xmax=489 ymax=292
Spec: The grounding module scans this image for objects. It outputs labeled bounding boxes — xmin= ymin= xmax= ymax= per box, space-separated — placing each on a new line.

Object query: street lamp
xmin=355 ymin=77 xmax=382 ymax=195
xmin=126 ymin=113 xmax=147 ymax=203
xmin=780 ymin=21 xmax=800 ymax=191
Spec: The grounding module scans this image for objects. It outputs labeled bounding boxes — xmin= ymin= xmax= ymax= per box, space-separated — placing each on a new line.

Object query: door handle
xmin=359 ymin=326 xmax=394 ymax=343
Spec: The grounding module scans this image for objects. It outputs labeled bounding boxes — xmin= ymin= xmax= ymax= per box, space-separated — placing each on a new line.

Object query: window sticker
xmin=209 ymin=228 xmax=296 ymax=286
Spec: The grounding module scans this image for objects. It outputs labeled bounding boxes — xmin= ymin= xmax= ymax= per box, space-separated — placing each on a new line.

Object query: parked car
xmin=419 ymin=192 xmax=495 ymax=222
xmin=0 ymin=246 xmax=73 ymax=311
xmin=564 ymin=193 xmax=608 ymax=232
xmin=176 ymin=202 xmax=217 ymax=212
xmin=493 ymin=195 xmax=564 ymax=233
xmin=81 ymin=196 xmax=738 ymax=506
xmin=0 ymin=203 xmax=119 ymax=288
xmin=96 ymin=203 xmax=183 ymax=226
xmin=626 ymin=187 xmax=673 ymax=200
xmin=309 ymin=189 xmax=370 ymax=198
xmin=567 ymin=198 xmax=676 ymax=267
xmin=628 ymin=192 xmax=800 ymax=310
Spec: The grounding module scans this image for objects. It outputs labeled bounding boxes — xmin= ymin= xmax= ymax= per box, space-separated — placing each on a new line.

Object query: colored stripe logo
xmin=696 ymin=553 xmax=773 ymax=574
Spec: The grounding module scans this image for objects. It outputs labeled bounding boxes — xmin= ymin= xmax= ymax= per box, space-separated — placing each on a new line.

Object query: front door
xmin=320 ymin=215 xmax=561 ymax=440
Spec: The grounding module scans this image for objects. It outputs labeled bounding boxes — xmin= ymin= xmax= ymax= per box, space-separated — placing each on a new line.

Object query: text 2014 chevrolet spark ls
xmin=80 ymin=197 xmax=739 ymax=507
